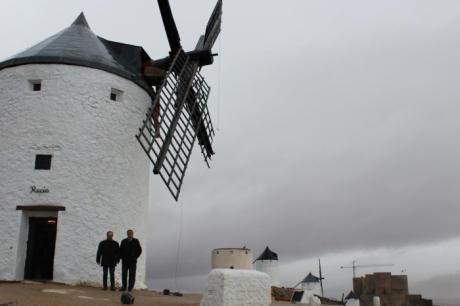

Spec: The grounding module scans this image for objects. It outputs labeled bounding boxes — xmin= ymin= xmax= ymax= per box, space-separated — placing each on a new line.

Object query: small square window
xmin=35 ymin=154 xmax=52 ymax=170
xmin=29 ymin=80 xmax=42 ymax=91
xmin=110 ymin=88 xmax=123 ymax=101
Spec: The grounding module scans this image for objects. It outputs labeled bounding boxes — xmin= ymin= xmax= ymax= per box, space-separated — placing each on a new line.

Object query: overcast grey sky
xmin=1 ymin=0 xmax=460 ymax=302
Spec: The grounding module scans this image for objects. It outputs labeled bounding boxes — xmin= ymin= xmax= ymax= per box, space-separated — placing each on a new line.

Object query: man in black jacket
xmin=119 ymin=229 xmax=142 ymax=291
xmin=96 ymin=231 xmax=120 ymax=291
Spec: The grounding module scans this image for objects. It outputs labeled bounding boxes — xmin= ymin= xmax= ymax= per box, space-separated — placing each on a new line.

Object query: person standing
xmin=96 ymin=231 xmax=120 ymax=291
xmin=119 ymin=229 xmax=142 ymax=291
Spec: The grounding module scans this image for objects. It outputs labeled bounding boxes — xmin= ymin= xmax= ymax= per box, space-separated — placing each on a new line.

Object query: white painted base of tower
xmin=346 ymin=299 xmax=360 ymax=306
xmin=255 ymin=260 xmax=280 ymax=287
xmin=200 ymin=269 xmax=271 ymax=306
xmin=300 ymin=295 xmax=321 ymax=306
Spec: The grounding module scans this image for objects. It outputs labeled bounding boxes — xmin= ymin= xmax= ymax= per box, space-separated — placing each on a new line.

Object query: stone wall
xmin=353 ymin=273 xmax=432 ymax=306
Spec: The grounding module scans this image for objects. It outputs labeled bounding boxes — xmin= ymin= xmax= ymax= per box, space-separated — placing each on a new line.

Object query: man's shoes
xmin=120 ymin=287 xmax=127 ymax=291
xmin=110 ymin=287 xmax=116 ymax=291
xmin=102 ymin=287 xmax=108 ymax=291
xmin=128 ymin=287 xmax=133 ymax=292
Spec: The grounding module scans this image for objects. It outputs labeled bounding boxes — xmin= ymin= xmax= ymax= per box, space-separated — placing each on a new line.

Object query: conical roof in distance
xmin=0 ymin=12 xmax=153 ymax=96
xmin=255 ymin=246 xmax=278 ymax=261
xmin=302 ymin=272 xmax=320 ymax=283
xmin=345 ymin=291 xmax=358 ymax=300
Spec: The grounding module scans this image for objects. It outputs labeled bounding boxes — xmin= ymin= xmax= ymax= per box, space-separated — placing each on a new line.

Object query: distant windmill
xmin=136 ymin=0 xmax=223 ymax=200
xmin=340 ymin=260 xmax=394 ymax=278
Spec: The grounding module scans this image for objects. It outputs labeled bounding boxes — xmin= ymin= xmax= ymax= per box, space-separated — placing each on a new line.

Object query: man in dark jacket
xmin=119 ymin=229 xmax=142 ymax=291
xmin=96 ymin=231 xmax=120 ymax=290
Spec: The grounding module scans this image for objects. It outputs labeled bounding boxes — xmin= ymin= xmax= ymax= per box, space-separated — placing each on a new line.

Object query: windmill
xmin=136 ymin=0 xmax=223 ymax=200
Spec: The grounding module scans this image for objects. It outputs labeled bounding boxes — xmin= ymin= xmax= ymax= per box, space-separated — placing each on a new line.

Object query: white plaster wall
xmin=255 ymin=260 xmax=280 ymax=287
xmin=300 ymin=282 xmax=322 ymax=304
xmin=373 ymin=296 xmax=381 ymax=306
xmin=200 ymin=269 xmax=271 ymax=306
xmin=300 ymin=294 xmax=322 ymax=306
xmin=211 ymin=248 xmax=253 ymax=270
xmin=301 ymin=282 xmax=322 ymax=295
xmin=0 ymin=64 xmax=151 ymax=288
xmin=346 ymin=299 xmax=360 ymax=306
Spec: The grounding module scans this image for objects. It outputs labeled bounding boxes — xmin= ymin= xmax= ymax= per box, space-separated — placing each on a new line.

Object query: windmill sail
xmin=203 ymin=0 xmax=223 ymax=49
xmin=137 ymin=0 xmax=221 ymax=201
xmin=136 ymin=49 xmax=214 ymax=200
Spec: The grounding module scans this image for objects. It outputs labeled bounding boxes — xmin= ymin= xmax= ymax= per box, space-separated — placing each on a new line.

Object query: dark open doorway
xmin=24 ymin=217 xmax=57 ymax=280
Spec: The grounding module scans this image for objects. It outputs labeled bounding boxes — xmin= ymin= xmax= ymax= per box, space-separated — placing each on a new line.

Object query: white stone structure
xmin=211 ymin=248 xmax=253 ymax=270
xmin=254 ymin=246 xmax=280 ymax=287
xmin=200 ymin=269 xmax=271 ymax=306
xmin=0 ymin=14 xmax=152 ymax=288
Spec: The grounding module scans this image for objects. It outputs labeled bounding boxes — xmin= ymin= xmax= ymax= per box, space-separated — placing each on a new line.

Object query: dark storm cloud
xmin=1 ymin=0 xmax=459 ymax=290
xmin=146 ymin=0 xmax=460 ymax=280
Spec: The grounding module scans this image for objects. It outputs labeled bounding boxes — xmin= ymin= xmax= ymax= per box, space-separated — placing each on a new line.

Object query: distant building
xmin=353 ymin=272 xmax=432 ymax=306
xmin=254 ymin=246 xmax=280 ymax=286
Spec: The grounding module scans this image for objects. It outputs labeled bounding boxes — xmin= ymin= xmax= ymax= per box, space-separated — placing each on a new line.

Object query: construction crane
xmin=340 ymin=260 xmax=394 ymax=278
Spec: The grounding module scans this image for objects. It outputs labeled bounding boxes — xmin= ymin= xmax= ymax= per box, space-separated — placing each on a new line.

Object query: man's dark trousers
xmin=103 ymin=265 xmax=115 ymax=290
xmin=121 ymin=261 xmax=136 ymax=291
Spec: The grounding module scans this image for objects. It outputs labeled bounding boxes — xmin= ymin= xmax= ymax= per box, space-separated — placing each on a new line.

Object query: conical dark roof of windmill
xmin=345 ymin=291 xmax=358 ymax=300
xmin=0 ymin=12 xmax=153 ymax=96
xmin=302 ymin=272 xmax=320 ymax=283
xmin=256 ymin=246 xmax=278 ymax=261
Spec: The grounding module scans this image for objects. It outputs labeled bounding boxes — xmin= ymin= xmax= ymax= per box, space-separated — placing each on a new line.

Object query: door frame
xmin=15 ymin=205 xmax=65 ymax=280
xmin=24 ymin=216 xmax=58 ymax=280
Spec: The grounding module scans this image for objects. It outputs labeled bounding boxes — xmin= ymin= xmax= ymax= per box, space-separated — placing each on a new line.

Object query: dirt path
xmin=0 ymin=282 xmax=201 ymax=306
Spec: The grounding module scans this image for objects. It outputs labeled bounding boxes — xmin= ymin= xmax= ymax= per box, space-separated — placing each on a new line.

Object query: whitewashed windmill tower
xmin=254 ymin=246 xmax=280 ymax=286
xmin=0 ymin=1 xmax=222 ymax=286
xmin=291 ymin=273 xmax=323 ymax=305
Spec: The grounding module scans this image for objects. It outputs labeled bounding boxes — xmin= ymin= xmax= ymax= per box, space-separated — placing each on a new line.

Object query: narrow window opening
xmin=110 ymin=88 xmax=123 ymax=101
xmin=29 ymin=80 xmax=42 ymax=91
xmin=35 ymin=154 xmax=52 ymax=170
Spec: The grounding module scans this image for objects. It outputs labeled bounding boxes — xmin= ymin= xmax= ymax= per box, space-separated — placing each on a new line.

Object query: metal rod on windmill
xmin=318 ymin=258 xmax=325 ymax=297
xmin=136 ymin=0 xmax=223 ymax=201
